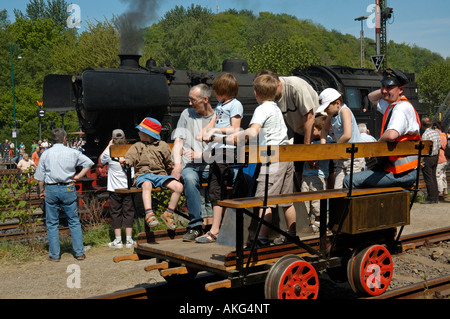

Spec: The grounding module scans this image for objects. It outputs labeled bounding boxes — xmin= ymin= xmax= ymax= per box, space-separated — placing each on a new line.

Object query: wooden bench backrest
xmin=109 ymin=143 xmax=174 ymax=158
xmin=237 ymin=140 xmax=432 ymax=164
xmin=110 ymin=140 xmax=432 ymax=163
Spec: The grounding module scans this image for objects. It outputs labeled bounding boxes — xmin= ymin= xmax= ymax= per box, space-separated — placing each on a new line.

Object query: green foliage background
xmin=1 ymin=1 xmax=449 ymax=152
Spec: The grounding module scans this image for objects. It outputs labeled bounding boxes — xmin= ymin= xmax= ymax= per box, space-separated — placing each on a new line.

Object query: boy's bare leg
xmin=142 ymin=181 xmax=159 ymax=227
xmin=141 ymin=181 xmax=153 ymax=210
xmin=282 ymin=204 xmax=297 ymax=233
xmin=161 ymin=179 xmax=183 ymax=230
xmin=164 ymin=179 xmax=183 ymax=209
xmin=258 ymin=207 xmax=272 ymax=241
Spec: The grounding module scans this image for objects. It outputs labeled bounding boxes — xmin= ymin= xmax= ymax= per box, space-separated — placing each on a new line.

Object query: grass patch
xmin=0 ymin=222 xmax=118 ymax=264
xmin=0 ymin=241 xmax=46 ymax=264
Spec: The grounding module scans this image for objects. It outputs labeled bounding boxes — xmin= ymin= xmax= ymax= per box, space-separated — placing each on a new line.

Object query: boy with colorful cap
xmin=120 ymin=117 xmax=183 ymax=230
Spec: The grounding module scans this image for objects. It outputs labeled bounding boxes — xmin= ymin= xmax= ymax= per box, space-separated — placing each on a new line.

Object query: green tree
xmin=417 ymin=62 xmax=450 ymax=112
xmin=52 ymin=19 xmax=120 ymax=74
xmin=246 ymin=38 xmax=320 ymax=75
xmin=0 ymin=9 xmax=10 ymax=29
xmin=150 ymin=5 xmax=221 ymax=70
xmin=14 ymin=0 xmax=69 ymax=27
xmin=0 ymin=16 xmax=69 ymax=149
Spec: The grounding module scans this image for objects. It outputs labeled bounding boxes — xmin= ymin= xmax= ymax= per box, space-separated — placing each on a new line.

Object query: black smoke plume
xmin=116 ymin=0 xmax=160 ymax=54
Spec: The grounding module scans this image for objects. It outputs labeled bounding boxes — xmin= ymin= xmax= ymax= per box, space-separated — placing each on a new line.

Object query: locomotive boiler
xmin=42 ymin=54 xmax=420 ymax=162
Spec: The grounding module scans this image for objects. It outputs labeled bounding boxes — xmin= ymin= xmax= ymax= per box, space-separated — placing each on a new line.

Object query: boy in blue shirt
xmin=196 ymin=73 xmax=243 ymax=243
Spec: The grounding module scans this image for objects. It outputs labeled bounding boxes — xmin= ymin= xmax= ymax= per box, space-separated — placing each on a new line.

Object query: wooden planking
xmin=223 ymin=238 xmax=327 ymax=267
xmin=110 ymin=144 xmax=132 ymax=158
xmin=329 ymin=191 xmax=410 ymax=234
xmin=233 ymin=140 xmax=432 ymax=164
xmin=217 ymin=185 xmax=425 ymax=209
xmin=135 ymin=239 xmax=320 ymax=272
xmin=110 ymin=143 xmax=174 ymax=158
xmin=136 ymin=240 xmax=234 ymax=271
xmin=109 ymin=141 xmax=432 ymax=163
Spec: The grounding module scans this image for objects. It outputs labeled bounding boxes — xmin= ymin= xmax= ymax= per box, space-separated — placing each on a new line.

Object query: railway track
xmin=92 ymin=227 xmax=450 ymax=299
xmin=0 ymin=221 xmax=70 ymax=240
xmin=365 ymin=275 xmax=450 ymax=299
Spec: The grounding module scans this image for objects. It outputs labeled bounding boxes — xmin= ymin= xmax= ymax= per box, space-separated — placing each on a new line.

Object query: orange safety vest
xmin=380 ymin=96 xmax=421 ymax=174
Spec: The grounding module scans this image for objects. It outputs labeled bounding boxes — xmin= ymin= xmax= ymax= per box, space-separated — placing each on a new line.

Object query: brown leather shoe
xmin=48 ymin=256 xmax=60 ymax=262
xmin=75 ymin=254 xmax=86 ymax=261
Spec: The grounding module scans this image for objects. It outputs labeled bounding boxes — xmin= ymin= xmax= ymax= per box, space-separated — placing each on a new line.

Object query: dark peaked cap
xmin=381 ymin=68 xmax=409 ymax=86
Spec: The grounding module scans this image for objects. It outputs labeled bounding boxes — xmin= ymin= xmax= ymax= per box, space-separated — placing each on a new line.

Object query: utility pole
xmin=355 ymin=15 xmax=369 ymax=68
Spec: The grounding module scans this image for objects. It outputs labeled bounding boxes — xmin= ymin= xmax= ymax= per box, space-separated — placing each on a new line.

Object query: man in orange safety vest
xmin=343 ymin=68 xmax=421 ymax=188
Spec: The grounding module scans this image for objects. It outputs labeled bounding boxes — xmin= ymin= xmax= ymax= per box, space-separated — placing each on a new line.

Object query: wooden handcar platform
xmin=134 ymin=236 xmax=325 ymax=276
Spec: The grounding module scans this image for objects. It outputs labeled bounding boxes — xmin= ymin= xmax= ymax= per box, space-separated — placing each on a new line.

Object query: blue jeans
xmin=181 ymin=164 xmax=209 ymax=229
xmin=343 ymin=169 xmax=417 ymax=188
xmin=45 ymin=184 xmax=84 ymax=258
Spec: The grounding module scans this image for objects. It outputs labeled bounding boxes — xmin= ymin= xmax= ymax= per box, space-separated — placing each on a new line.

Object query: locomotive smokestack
xmin=119 ymin=54 xmax=141 ymax=69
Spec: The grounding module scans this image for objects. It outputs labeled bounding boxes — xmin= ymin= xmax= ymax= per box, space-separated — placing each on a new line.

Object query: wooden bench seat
xmin=115 ymin=184 xmax=208 ymax=194
xmin=218 ymin=185 xmax=425 ymax=209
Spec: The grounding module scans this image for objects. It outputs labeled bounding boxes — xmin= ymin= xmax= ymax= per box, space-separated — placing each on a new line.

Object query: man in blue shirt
xmin=34 ymin=128 xmax=93 ymax=262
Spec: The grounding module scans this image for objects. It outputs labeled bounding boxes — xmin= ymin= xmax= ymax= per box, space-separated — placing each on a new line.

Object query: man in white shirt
xmin=344 ymin=68 xmax=421 ymax=188
xmin=34 ymin=128 xmax=93 ymax=261
xmin=171 ymin=84 xmax=215 ymax=242
xmin=358 ymin=123 xmax=377 ymax=142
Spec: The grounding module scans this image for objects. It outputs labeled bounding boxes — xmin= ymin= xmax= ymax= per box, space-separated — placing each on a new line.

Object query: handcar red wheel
xmin=350 ymin=244 xmax=393 ymax=296
xmin=265 ymin=255 xmax=319 ymax=299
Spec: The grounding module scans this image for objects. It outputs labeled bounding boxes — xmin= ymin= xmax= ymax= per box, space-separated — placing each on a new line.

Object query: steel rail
xmin=364 ymin=275 xmax=450 ymax=299
xmin=400 ymin=227 xmax=450 ymax=249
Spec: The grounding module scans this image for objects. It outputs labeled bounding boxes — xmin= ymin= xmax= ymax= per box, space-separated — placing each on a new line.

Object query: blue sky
xmin=3 ymin=0 xmax=450 ymax=58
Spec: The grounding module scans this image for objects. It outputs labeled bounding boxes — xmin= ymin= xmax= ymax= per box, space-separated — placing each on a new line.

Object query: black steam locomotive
xmin=43 ymin=54 xmax=420 ymax=162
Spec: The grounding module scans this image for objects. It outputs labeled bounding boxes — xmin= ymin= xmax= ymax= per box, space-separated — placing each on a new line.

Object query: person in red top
xmin=433 ymin=120 xmax=448 ymax=200
xmin=344 ymin=68 xmax=421 ymax=188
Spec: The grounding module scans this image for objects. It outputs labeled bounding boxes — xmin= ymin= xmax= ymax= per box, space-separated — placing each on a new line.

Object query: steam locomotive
xmin=42 ymin=54 xmax=420 ymax=163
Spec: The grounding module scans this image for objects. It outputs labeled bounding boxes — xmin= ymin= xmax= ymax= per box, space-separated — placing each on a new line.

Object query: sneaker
xmin=108 ymin=239 xmax=123 ymax=249
xmin=311 ymin=224 xmax=320 ymax=233
xmin=273 ymin=235 xmax=294 ymax=245
xmin=125 ymin=239 xmax=136 ymax=248
xmin=183 ymin=227 xmax=202 ymax=242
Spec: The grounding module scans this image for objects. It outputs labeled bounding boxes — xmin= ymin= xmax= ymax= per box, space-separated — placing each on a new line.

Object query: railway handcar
xmin=110 ymin=140 xmax=432 ymax=298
